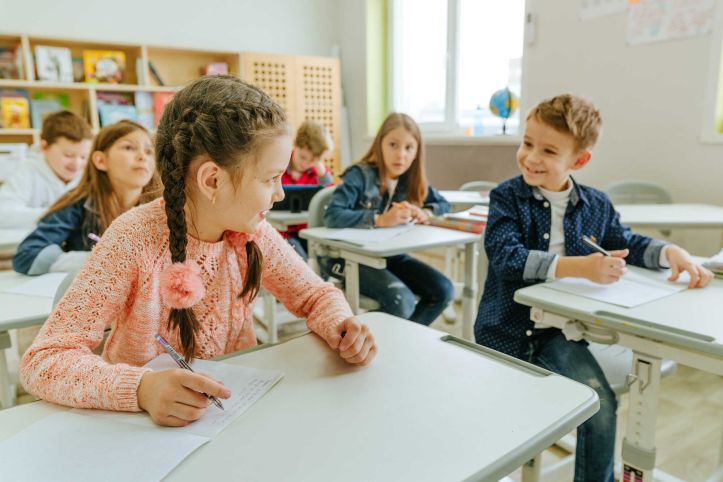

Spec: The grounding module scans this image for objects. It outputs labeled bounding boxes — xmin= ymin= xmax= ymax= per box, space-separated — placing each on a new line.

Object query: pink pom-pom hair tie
xmin=159 ymin=260 xmax=205 ymax=309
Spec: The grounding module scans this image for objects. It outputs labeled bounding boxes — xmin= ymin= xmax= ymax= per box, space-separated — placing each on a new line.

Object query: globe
xmin=488 ymin=88 xmax=519 ymax=135
xmin=489 ymin=88 xmax=519 ymax=119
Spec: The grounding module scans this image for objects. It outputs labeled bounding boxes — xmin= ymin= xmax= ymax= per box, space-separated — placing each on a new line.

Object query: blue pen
xmin=154 ymin=334 xmax=225 ymax=410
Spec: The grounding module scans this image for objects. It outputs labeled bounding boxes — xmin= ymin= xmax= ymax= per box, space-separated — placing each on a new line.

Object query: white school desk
xmin=300 ymin=225 xmax=481 ymax=340
xmin=514 ymin=267 xmax=723 ymax=482
xmin=0 ymin=272 xmax=56 ymax=409
xmin=0 ymin=229 xmax=30 ymax=254
xmin=440 ymin=190 xmax=491 ymax=209
xmin=617 ymin=203 xmax=723 ymax=236
xmin=0 ymin=313 xmax=599 ymax=481
xmin=266 ymin=210 xmax=309 ymax=231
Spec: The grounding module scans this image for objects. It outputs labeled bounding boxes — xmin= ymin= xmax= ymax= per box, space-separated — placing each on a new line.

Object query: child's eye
xmin=544 ymin=149 xmax=557 ymax=155
xmin=523 ymin=142 xmax=532 ymax=148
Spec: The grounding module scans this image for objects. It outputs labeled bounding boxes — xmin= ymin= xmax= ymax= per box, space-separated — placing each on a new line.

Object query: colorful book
xmin=83 ymin=50 xmax=126 ymax=84
xmin=30 ymin=99 xmax=62 ymax=128
xmin=98 ymin=103 xmax=137 ymax=127
xmin=427 ymin=216 xmax=486 ymax=234
xmin=134 ymin=91 xmax=154 ymax=131
xmin=203 ymin=62 xmax=228 ymax=76
xmin=0 ymin=46 xmax=22 ymax=80
xmin=0 ymin=93 xmax=31 ymax=128
xmin=153 ymin=92 xmax=174 ymax=125
xmin=34 ymin=46 xmax=74 ymax=82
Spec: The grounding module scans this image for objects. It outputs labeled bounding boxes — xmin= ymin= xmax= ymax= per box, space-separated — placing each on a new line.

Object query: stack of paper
xmin=703 ymin=249 xmax=723 ymax=279
xmin=0 ymin=355 xmax=283 ymax=480
xmin=428 ymin=205 xmax=488 ymax=234
xmin=543 ymin=269 xmax=689 ymax=308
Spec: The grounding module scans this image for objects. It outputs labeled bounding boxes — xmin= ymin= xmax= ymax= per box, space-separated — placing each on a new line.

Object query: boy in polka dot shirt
xmin=474 ymin=94 xmax=713 ymax=482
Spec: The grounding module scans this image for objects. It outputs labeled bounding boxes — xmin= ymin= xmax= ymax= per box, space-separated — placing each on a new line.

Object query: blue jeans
xmin=287 ymin=235 xmax=308 ymax=262
xmin=522 ymin=329 xmax=616 ymax=482
xmin=358 ymin=254 xmax=455 ymax=326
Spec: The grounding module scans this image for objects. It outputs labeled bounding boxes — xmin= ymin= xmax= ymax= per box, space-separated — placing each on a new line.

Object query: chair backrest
xmin=605 ymin=180 xmax=672 ymax=205
xmin=459 ymin=180 xmax=498 ymax=192
xmin=307 ymin=185 xmax=337 ymax=228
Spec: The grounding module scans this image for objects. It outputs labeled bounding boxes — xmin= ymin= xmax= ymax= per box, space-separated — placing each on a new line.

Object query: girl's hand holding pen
xmin=375 ymin=202 xmax=413 ymax=227
xmin=137 ymin=370 xmax=231 ymax=427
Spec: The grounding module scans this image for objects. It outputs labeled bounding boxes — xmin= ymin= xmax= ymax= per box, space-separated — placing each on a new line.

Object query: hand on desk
xmin=376 ymin=202 xmax=413 ymax=227
xmin=557 ymin=249 xmax=629 ymax=284
xmin=137 ymin=369 xmax=231 ymax=427
xmin=665 ymin=245 xmax=714 ymax=288
xmin=327 ymin=317 xmax=377 ymax=366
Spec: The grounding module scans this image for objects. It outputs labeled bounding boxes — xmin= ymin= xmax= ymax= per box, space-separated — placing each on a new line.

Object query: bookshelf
xmin=0 ymin=33 xmax=343 ymax=177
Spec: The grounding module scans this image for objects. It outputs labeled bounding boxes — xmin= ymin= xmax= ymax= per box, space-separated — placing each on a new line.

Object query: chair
xmin=605 ymin=180 xmax=672 ymax=205
xmin=534 ymin=343 xmax=677 ymax=481
xmin=443 ymin=181 xmax=497 ymax=323
xmin=605 ymin=180 xmax=673 ymax=238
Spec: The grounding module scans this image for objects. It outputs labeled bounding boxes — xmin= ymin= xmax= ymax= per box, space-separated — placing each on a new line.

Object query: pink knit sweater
xmin=20 ymin=198 xmax=353 ymax=411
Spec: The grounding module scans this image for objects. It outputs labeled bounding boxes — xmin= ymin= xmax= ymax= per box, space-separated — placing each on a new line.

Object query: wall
xmin=0 ymin=0 xmax=340 ymax=56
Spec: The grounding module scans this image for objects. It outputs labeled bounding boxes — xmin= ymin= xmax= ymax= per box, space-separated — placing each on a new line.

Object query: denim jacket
xmin=474 ymin=175 xmax=668 ymax=358
xmin=324 ymin=163 xmax=450 ymax=228
xmin=13 ymin=198 xmax=99 ymax=275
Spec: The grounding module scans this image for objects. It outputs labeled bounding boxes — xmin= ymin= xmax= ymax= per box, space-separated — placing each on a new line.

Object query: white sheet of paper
xmin=74 ymin=354 xmax=284 ymax=438
xmin=544 ymin=269 xmax=689 ymax=308
xmin=324 ymin=225 xmax=414 ymax=245
xmin=0 ymin=411 xmax=209 ymax=482
xmin=2 ymin=272 xmax=67 ymax=297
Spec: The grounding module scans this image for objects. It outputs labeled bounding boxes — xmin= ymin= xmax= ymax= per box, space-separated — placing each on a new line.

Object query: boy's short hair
xmin=294 ymin=120 xmax=333 ymax=157
xmin=527 ymin=94 xmax=602 ymax=151
xmin=40 ymin=111 xmax=93 ymax=145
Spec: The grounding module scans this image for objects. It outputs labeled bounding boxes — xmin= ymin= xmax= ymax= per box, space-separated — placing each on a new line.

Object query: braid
xmin=155 ymin=75 xmax=288 ymax=361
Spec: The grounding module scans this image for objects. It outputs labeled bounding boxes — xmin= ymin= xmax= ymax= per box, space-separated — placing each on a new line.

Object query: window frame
xmin=388 ymin=0 xmax=525 ymax=138
xmin=701 ymin=2 xmax=723 ymax=144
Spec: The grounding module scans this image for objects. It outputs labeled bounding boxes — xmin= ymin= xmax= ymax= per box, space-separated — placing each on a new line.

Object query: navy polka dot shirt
xmin=474 ymin=175 xmax=668 ymax=358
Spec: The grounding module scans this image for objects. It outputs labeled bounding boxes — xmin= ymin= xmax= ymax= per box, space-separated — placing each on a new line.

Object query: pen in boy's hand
xmin=154 ymin=334 xmax=225 ymax=410
xmin=581 ymin=235 xmax=611 ymax=257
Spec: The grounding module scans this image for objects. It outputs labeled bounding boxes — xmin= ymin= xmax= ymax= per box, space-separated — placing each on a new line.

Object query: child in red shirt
xmin=281 ymin=120 xmax=334 ymax=260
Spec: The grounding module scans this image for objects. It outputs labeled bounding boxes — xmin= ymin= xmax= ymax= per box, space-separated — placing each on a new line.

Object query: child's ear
xmin=91 ymin=151 xmax=108 ymax=171
xmin=40 ymin=139 xmax=49 ymax=152
xmin=571 ymin=150 xmax=592 ymax=171
xmin=195 ymin=159 xmax=220 ymax=203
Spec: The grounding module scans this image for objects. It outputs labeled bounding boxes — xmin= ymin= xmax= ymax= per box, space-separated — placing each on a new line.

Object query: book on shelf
xmin=0 ymin=89 xmax=31 ymax=128
xmin=0 ymin=45 xmax=23 ymax=80
xmin=203 ymin=62 xmax=228 ymax=76
xmin=83 ymin=50 xmax=126 ymax=84
xmin=96 ymin=91 xmax=133 ymax=105
xmin=148 ymin=61 xmax=164 ymax=86
xmin=32 ymin=92 xmax=70 ymax=109
xmin=98 ymin=103 xmax=138 ymax=127
xmin=30 ymin=99 xmax=63 ymax=129
xmin=153 ymin=92 xmax=174 ymax=125
xmin=134 ymin=91 xmax=154 ymax=131
xmin=34 ymin=45 xmax=74 ymax=82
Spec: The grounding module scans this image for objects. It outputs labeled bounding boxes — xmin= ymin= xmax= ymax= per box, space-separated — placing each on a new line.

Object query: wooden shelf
xmin=0 ymin=128 xmax=36 ymax=135
xmin=0 ymin=79 xmax=178 ymax=93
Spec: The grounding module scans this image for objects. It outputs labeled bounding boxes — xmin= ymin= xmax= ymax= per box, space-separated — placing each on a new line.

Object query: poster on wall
xmin=579 ymin=0 xmax=628 ymax=20
xmin=627 ymin=0 xmax=716 ymax=45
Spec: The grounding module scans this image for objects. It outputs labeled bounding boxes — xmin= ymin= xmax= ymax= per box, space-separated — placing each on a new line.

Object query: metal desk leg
xmin=622 ymin=352 xmax=662 ymax=482
xmin=462 ymin=241 xmax=478 ymax=341
xmin=0 ymin=330 xmax=16 ymax=409
xmin=345 ymin=259 xmax=360 ymax=315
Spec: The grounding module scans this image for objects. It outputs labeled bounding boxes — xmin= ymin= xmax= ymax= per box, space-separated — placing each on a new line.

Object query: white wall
xmin=523 ymin=0 xmax=723 ymax=204
xmin=0 ymin=0 xmax=340 ymax=56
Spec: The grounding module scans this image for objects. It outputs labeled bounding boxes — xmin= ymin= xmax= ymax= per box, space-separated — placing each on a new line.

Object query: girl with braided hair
xmin=21 ymin=75 xmax=376 ymax=427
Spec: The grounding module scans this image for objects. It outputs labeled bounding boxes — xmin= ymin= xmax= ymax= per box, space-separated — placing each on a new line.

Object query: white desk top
xmin=0 ymin=313 xmax=598 ymax=482
xmin=266 ymin=210 xmax=309 ymax=229
xmin=0 ymin=272 xmax=54 ymax=330
xmin=300 ymin=225 xmax=480 ymax=257
xmin=0 ymin=229 xmax=30 ymax=252
xmin=514 ymin=267 xmax=723 ymax=356
xmin=440 ymin=190 xmax=490 ymax=207
xmin=617 ymin=203 xmax=723 ymax=228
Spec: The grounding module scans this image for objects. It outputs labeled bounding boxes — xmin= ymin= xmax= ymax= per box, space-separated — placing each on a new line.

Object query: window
xmin=390 ymin=0 xmax=525 ymax=137
xmin=702 ymin=6 xmax=723 ymax=143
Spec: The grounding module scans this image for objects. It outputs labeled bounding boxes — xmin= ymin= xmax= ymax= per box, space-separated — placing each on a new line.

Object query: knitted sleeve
xmin=256 ymin=222 xmax=353 ymax=341
xmin=20 ymin=209 xmax=152 ymax=411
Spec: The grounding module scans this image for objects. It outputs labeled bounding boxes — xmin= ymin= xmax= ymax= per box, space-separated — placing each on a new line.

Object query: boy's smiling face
xmin=517 ymin=116 xmax=591 ymax=192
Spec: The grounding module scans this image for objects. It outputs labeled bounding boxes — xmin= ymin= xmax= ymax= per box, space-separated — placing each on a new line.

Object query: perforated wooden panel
xmin=240 ymin=52 xmax=342 ymax=178
xmin=295 ymin=56 xmax=342 ymax=178
xmin=240 ymin=52 xmax=298 ymax=127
